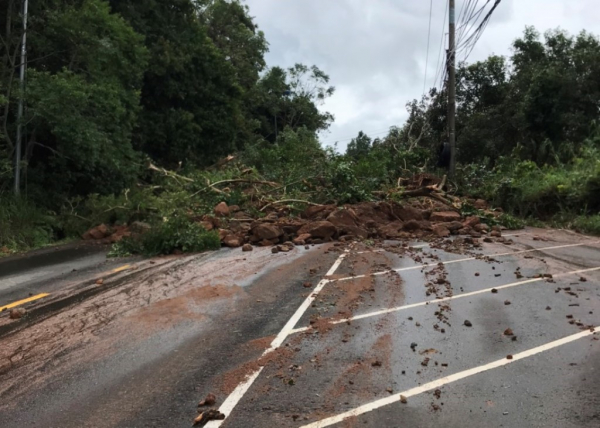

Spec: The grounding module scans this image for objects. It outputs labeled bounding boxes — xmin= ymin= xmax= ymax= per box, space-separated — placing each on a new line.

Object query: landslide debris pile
xmin=83 ymin=197 xmax=507 ymax=250
xmin=79 ymin=167 xmax=513 ymax=252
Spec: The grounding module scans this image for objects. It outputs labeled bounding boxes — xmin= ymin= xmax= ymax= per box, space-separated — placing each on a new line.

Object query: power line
xmin=433 ymin=0 xmax=449 ymax=92
xmin=422 ymin=0 xmax=434 ymax=95
xmin=456 ymin=0 xmax=501 ymax=61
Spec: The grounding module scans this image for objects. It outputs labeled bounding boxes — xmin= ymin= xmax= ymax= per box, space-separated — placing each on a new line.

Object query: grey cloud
xmin=245 ymin=0 xmax=600 ymax=150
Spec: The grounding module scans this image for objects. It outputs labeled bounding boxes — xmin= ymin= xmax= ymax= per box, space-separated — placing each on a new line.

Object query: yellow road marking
xmin=111 ymin=264 xmax=131 ymax=274
xmin=0 ymin=293 xmax=50 ymax=312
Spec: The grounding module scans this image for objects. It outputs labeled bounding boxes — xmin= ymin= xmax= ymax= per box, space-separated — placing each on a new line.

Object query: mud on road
xmin=1 ymin=228 xmax=599 ymax=428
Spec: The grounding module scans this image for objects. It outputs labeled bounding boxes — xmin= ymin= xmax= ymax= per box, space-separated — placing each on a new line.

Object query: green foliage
xmin=497 ymin=213 xmax=526 ymax=230
xmin=112 ymin=216 xmax=220 ymax=257
xmin=0 ymin=197 xmax=56 ymax=251
xmin=571 ymin=215 xmax=600 ymax=236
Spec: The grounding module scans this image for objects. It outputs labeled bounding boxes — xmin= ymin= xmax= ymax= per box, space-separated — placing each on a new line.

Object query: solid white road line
xmin=300 ymin=326 xmax=600 ymax=428
xmin=205 ymin=249 xmax=350 ymax=427
xmin=288 ymin=265 xmax=600 ymax=335
xmin=335 ymin=241 xmax=600 ymax=282
xmin=355 ymin=244 xmax=429 ymax=255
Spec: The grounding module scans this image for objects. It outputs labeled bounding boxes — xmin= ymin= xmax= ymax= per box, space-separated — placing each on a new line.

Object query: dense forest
xmin=1 ymin=0 xmax=599 ymax=253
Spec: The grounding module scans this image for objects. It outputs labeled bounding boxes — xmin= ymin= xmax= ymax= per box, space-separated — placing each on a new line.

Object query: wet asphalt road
xmin=0 ymin=228 xmax=599 ymax=428
xmin=0 ymin=242 xmax=134 ymax=307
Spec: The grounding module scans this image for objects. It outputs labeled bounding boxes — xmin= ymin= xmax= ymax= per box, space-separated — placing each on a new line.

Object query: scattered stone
xmin=506 ymin=355 xmax=513 ymax=360
xmin=9 ymin=307 xmax=26 ymax=319
xmin=503 ymin=328 xmax=514 ymax=336
xmin=271 ymin=247 xmax=279 ymax=254
xmin=372 ymin=360 xmax=382 ymax=367
xmin=504 ymin=300 xmax=511 ymax=305
xmin=386 ymin=388 xmax=393 ymax=394
xmin=430 ymin=211 xmax=461 ymax=222
xmin=483 ymin=237 xmax=493 ymax=243
xmin=494 ymin=274 xmax=501 ymax=277
xmin=580 ymin=276 xmax=587 ymax=282
xmin=242 ymin=243 xmax=253 ymax=252
xmin=546 ymin=306 xmax=551 ymax=310
xmin=198 ymin=393 xmax=217 ymax=407
xmin=193 ymin=409 xmax=225 ymax=426
xmin=96 ymin=278 xmax=104 ymax=285
xmin=303 ymin=282 xmax=312 ymax=288
xmin=433 ymin=389 xmax=442 ymax=399
xmin=277 ymin=244 xmax=293 ymax=252
xmin=491 ymin=288 xmax=498 ymax=293
xmin=400 ymin=395 xmax=408 ymax=404
xmin=475 ymin=272 xmax=480 ymax=276
xmin=214 ymin=202 xmax=230 ymax=217
xmin=410 ymin=342 xmax=418 ymax=351
xmin=464 ymin=320 xmax=473 ymax=327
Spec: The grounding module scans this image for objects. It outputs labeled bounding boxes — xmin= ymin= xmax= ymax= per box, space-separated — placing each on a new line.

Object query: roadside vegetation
xmin=1 ymin=0 xmax=599 ymax=255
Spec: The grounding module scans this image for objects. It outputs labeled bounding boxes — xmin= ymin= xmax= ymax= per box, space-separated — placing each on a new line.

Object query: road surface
xmin=0 ymin=228 xmax=599 ymax=428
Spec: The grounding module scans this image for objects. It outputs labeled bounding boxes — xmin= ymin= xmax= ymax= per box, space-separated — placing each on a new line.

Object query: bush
xmin=111 ymin=216 xmax=220 ymax=257
xmin=572 ymin=215 xmax=600 ymax=236
xmin=461 ymin=143 xmax=600 ymax=218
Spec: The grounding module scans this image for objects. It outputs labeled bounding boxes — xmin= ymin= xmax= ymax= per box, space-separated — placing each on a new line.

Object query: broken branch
xmin=260 ymin=199 xmax=323 ymax=212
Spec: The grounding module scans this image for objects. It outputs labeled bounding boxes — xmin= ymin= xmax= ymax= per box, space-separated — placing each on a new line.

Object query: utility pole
xmin=14 ymin=0 xmax=28 ymax=195
xmin=448 ymin=0 xmax=456 ymax=178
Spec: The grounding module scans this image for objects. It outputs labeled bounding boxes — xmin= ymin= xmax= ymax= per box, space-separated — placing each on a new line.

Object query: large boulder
xmin=393 ymin=205 xmax=424 ymax=222
xmin=223 ymin=235 xmax=242 ymax=248
xmin=403 ymin=219 xmax=421 ymax=231
xmin=84 ymin=224 xmax=111 ymax=240
xmin=301 ymin=204 xmax=335 ymax=220
xmin=473 ymin=199 xmax=488 ymax=210
xmin=430 ymin=211 xmax=461 ymax=222
xmin=251 ymin=223 xmax=284 ymax=241
xmin=297 ymin=221 xmax=337 ymax=239
xmin=293 ymin=233 xmax=312 ymax=245
xmin=433 ymin=224 xmax=451 ymax=237
xmin=327 ymin=208 xmax=359 ymax=228
xmin=441 ymin=221 xmax=464 ymax=232
xmin=463 ymin=216 xmax=480 ymax=228
xmin=377 ymin=221 xmax=405 ymax=239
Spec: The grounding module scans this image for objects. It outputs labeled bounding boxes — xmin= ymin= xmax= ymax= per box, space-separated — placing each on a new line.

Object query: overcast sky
xmin=244 ymin=0 xmax=600 ymax=151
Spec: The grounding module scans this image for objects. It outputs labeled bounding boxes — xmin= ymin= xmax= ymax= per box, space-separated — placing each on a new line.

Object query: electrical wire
xmin=433 ymin=0 xmax=449 ymax=93
xmin=422 ymin=0 xmax=434 ymax=96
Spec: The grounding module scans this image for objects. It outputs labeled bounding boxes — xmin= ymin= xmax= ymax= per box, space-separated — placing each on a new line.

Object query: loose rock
xmin=214 ymin=202 xmax=230 ymax=217
xmin=242 ymin=243 xmax=253 ymax=252
xmin=464 ymin=320 xmax=473 ymax=327
xmin=10 ymin=307 xmax=26 ymax=319
xmin=198 ymin=393 xmax=216 ymax=407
